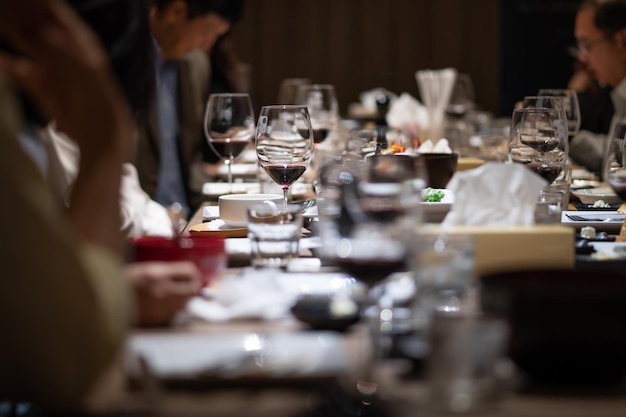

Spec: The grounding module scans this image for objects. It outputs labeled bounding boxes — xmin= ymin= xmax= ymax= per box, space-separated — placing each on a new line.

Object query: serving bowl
xmin=419 ymin=152 xmax=459 ymax=189
xmin=480 ymin=268 xmax=626 ymax=386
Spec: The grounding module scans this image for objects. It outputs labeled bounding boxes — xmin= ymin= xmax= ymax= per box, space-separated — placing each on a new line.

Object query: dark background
xmin=230 ymin=0 xmax=582 ymax=118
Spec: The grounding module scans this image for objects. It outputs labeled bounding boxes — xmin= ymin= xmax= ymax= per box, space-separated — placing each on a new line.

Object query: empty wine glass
xmin=537 ymin=89 xmax=581 ymax=138
xmin=446 ymin=73 xmax=475 ymax=118
xmin=296 ymin=84 xmax=339 ymax=144
xmin=276 ymin=77 xmax=311 ymax=104
xmin=604 ymin=121 xmax=626 ymax=201
xmin=508 ymin=107 xmax=568 ymax=184
xmin=204 ymin=93 xmax=255 ymax=190
xmin=255 ymin=105 xmax=315 ymax=209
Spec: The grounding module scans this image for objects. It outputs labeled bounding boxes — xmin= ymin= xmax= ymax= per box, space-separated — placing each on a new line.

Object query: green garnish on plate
xmin=423 ymin=188 xmax=445 ymax=203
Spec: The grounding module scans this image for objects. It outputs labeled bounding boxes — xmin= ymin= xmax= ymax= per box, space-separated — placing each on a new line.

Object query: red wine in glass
xmin=313 ymin=128 xmax=330 ymax=143
xmin=335 ymin=257 xmax=407 ymax=287
xmin=264 ymin=164 xmax=307 ymax=187
xmin=526 ymin=162 xmax=562 ymax=184
xmin=209 ymin=138 xmax=250 ymax=159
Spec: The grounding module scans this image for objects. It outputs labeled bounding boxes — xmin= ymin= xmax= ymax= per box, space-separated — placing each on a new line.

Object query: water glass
xmin=411 ymin=233 xmax=475 ymax=316
xmin=427 ymin=312 xmax=510 ymax=413
xmin=545 ymin=166 xmax=572 ymax=209
xmin=534 ymin=190 xmax=563 ymax=224
xmin=247 ymin=203 xmax=303 ymax=268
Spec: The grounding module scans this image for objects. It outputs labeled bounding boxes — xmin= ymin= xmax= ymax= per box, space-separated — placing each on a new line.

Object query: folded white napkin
xmin=442 ymin=162 xmax=547 ymax=226
xmin=385 ymin=93 xmax=429 ymax=139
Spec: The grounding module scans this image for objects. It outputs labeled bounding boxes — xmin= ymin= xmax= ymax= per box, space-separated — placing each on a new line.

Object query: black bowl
xmin=291 ymin=295 xmax=361 ymax=332
xmin=480 ymin=269 xmax=626 ymax=386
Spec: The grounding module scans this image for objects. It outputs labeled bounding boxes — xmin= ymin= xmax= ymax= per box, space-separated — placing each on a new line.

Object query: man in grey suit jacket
xmin=136 ymin=0 xmax=244 ymax=215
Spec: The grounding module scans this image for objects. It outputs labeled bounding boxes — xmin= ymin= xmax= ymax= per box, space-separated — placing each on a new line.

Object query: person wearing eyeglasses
xmin=570 ymin=0 xmax=626 ymax=176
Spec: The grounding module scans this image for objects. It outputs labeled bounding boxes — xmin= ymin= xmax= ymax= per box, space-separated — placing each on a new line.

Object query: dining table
xmin=116 ymin=189 xmax=626 ymax=417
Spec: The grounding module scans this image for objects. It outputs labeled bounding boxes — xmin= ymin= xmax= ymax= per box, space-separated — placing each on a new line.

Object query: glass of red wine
xmin=508 ymin=107 xmax=568 ymax=185
xmin=296 ymin=84 xmax=339 ymax=144
xmin=255 ymin=105 xmax=314 ymax=209
xmin=204 ymin=93 xmax=255 ymax=191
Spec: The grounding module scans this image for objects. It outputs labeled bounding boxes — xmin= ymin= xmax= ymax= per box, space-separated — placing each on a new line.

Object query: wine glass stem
xmin=282 ymin=186 xmax=289 ymax=210
xmin=226 ymin=157 xmax=233 ymax=192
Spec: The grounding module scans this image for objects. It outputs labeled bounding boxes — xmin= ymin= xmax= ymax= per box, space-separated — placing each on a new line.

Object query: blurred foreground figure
xmin=0 ymin=0 xmax=134 ymax=412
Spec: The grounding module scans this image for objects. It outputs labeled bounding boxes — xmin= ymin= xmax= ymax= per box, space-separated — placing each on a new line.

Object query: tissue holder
xmin=419 ymin=225 xmax=575 ymax=279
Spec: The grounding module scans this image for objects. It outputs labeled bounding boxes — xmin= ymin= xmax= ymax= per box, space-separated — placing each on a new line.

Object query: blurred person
xmin=0 ymin=0 xmax=134 ymax=411
xmin=568 ymin=50 xmax=614 ymax=135
xmin=137 ymin=0 xmax=245 ymax=216
xmin=10 ymin=0 xmax=203 ymax=327
xmin=0 ymin=0 xmax=202 ymax=413
xmin=570 ymin=0 xmax=626 ymax=175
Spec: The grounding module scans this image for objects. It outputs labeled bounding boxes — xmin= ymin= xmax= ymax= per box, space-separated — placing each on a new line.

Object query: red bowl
xmin=129 ymin=236 xmax=226 ymax=286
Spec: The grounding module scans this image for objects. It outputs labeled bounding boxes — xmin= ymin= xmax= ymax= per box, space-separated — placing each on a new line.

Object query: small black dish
xmin=291 ymin=295 xmax=361 ymax=332
xmin=573 ymin=201 xmax=621 ymax=211
xmin=575 ymin=239 xmax=596 ymax=255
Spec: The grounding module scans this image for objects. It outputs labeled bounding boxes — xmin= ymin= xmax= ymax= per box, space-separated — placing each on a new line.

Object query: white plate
xmin=202 ymin=182 xmax=260 ymax=197
xmin=419 ymin=189 xmax=454 ymax=223
xmin=128 ymin=332 xmax=350 ymax=382
xmin=204 ymin=204 xmax=319 ymax=221
xmin=561 ymin=210 xmax=626 ymax=233
xmin=572 ymin=187 xmax=621 ymax=205
xmin=217 ymin=163 xmax=258 ymax=179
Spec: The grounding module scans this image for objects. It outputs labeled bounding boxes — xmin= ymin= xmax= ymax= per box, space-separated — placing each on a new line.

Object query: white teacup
xmin=218 ymin=193 xmax=283 ymax=227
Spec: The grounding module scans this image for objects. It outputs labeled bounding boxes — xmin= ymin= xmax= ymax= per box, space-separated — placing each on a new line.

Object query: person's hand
xmin=125 ymin=261 xmax=202 ymax=327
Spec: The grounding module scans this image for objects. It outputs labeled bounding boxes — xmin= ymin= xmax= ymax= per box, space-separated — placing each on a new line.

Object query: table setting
xmin=118 ymin=81 xmax=626 ymax=417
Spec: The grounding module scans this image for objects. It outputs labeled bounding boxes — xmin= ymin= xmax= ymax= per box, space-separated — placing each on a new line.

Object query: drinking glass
xmin=604 ymin=121 xmax=626 ymax=202
xmin=508 ymin=107 xmax=568 ymax=185
xmin=276 ymin=77 xmax=311 ymax=104
xmin=296 ymin=84 xmax=339 ymax=144
xmin=537 ymin=89 xmax=581 ymax=138
xmin=204 ymin=93 xmax=255 ymax=190
xmin=255 ymin=105 xmax=314 ymax=209
xmin=446 ymin=73 xmax=475 ymax=118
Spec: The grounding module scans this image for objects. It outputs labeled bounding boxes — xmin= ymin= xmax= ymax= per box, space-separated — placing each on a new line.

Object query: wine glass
xmin=296 ymin=84 xmax=339 ymax=144
xmin=204 ymin=93 xmax=255 ymax=191
xmin=322 ymin=155 xmax=425 ymax=401
xmin=446 ymin=73 xmax=475 ymax=118
xmin=255 ymin=105 xmax=315 ymax=209
xmin=537 ymin=89 xmax=581 ymax=139
xmin=604 ymin=121 xmax=626 ymax=201
xmin=276 ymin=77 xmax=311 ymax=104
xmin=508 ymin=107 xmax=568 ymax=184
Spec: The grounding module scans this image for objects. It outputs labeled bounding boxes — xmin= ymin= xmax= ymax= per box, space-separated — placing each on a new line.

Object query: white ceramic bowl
xmin=572 ymin=187 xmax=622 ymax=205
xmin=218 ymin=193 xmax=283 ymax=227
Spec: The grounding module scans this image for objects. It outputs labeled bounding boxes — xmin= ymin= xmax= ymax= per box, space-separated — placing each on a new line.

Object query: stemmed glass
xmin=508 ymin=107 xmax=568 ymax=184
xmin=204 ymin=93 xmax=255 ymax=190
xmin=604 ymin=121 xmax=626 ymax=201
xmin=296 ymin=84 xmax=339 ymax=144
xmin=446 ymin=73 xmax=475 ymax=118
xmin=537 ymin=89 xmax=581 ymax=139
xmin=321 ymin=154 xmax=424 ymax=402
xmin=255 ymin=105 xmax=315 ymax=209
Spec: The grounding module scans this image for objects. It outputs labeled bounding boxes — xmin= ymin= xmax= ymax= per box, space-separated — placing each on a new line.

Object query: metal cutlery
xmin=565 ymin=214 xmax=625 ymax=222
